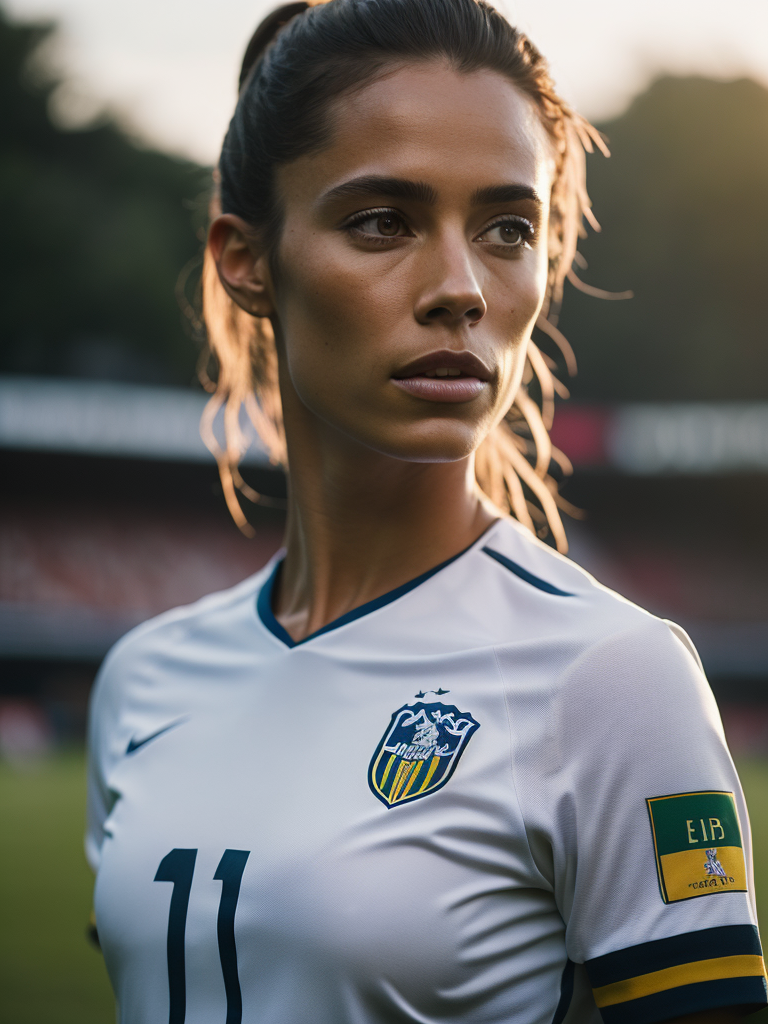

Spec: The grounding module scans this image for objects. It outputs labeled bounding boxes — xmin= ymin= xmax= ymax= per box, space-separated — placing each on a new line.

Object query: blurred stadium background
xmin=0 ymin=3 xmax=766 ymax=1020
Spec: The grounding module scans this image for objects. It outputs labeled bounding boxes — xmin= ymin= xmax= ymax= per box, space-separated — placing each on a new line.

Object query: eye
xmin=345 ymin=208 xmax=412 ymax=239
xmin=477 ymin=216 xmax=534 ymax=249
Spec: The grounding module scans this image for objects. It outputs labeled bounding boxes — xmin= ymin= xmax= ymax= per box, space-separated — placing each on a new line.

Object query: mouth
xmin=391 ymin=350 xmax=492 ymax=404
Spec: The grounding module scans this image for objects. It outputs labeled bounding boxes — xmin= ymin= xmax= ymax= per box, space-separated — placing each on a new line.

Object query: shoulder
xmin=472 ymin=516 xmax=667 ymax=642
xmin=108 ymin=561 xmax=271 ymax=665
xmin=88 ymin=558 xmax=277 ymax=730
xmin=481 ymin=519 xmax=713 ymax=708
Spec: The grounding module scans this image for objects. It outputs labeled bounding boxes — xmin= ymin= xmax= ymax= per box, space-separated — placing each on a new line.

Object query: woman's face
xmin=270 ymin=61 xmax=555 ymax=463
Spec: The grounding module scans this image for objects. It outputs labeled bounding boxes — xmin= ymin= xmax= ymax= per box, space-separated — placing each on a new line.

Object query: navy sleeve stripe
xmin=599 ymin=975 xmax=768 ymax=1024
xmin=481 ymin=547 xmax=574 ymax=596
xmin=586 ymin=924 xmax=763 ymax=987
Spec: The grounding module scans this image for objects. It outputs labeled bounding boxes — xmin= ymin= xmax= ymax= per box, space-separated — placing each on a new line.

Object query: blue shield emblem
xmin=368 ymin=701 xmax=480 ymax=808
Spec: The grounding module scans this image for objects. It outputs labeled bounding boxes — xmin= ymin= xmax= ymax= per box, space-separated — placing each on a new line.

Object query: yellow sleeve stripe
xmin=593 ymin=954 xmax=768 ymax=1008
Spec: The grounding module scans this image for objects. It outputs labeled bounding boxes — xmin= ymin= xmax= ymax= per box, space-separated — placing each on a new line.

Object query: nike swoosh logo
xmin=126 ymin=719 xmax=186 ymax=755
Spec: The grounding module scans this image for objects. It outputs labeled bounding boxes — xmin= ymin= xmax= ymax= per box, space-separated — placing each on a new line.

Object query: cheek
xmin=496 ymin=251 xmax=548 ymax=359
xmin=274 ymin=253 xmax=356 ymax=382
xmin=485 ymin=253 xmax=549 ymax=424
xmin=524 ymin=233 xmax=551 ymax=319
xmin=274 ymin=240 xmax=404 ymax=400
xmin=272 ymin=261 xmax=396 ymax=440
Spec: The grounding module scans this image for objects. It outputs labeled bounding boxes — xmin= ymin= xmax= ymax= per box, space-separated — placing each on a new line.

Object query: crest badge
xmin=368 ymin=698 xmax=480 ymax=808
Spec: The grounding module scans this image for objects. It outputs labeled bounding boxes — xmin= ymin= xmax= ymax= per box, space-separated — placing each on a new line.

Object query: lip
xmin=391 ymin=349 xmax=492 ymax=404
xmin=393 ymin=349 xmax=492 ymax=381
xmin=392 ymin=377 xmax=487 ymax=402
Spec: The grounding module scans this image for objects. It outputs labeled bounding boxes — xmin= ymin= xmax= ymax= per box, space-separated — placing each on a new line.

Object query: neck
xmin=273 ymin=422 xmax=497 ymax=643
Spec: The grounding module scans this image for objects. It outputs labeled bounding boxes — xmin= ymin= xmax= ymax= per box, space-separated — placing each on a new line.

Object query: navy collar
xmin=256 ymin=530 xmax=493 ymax=649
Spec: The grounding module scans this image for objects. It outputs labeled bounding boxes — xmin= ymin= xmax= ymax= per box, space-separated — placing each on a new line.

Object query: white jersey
xmin=86 ymin=516 xmax=767 ymax=1024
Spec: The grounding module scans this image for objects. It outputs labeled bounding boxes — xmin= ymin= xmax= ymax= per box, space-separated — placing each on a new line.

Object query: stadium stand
xmin=1 ymin=377 xmax=766 ymax=751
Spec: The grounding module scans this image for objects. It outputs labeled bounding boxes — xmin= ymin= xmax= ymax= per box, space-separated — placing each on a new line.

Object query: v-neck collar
xmin=256 ymin=525 xmax=497 ymax=649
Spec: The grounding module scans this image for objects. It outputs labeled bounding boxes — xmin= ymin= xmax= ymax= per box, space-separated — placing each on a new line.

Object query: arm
xmin=666 ymin=1011 xmax=749 ymax=1023
xmin=500 ymin=617 xmax=767 ymax=1023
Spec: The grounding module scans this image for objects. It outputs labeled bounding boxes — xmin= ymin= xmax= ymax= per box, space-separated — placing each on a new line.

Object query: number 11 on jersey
xmin=154 ymin=848 xmax=250 ymax=1024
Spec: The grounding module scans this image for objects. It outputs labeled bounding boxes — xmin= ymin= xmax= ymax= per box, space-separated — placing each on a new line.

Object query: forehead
xmin=279 ymin=61 xmax=555 ymax=206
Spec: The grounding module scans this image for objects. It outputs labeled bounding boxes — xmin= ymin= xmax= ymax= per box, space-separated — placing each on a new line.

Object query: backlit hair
xmin=200 ymin=0 xmax=609 ymax=551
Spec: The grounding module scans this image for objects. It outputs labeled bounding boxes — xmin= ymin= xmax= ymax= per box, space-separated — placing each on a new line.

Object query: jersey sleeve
xmin=85 ymin=638 xmax=131 ymax=872
xmin=518 ymin=617 xmax=766 ymax=1023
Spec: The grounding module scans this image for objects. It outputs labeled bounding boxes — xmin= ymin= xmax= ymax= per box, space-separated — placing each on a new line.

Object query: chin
xmin=364 ymin=420 xmax=484 ymax=464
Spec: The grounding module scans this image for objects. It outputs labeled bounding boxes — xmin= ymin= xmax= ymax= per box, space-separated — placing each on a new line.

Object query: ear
xmin=207 ymin=214 xmax=276 ymax=318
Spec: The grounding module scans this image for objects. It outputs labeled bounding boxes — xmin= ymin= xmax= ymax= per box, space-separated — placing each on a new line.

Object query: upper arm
xmin=663 ymin=1010 xmax=753 ymax=1023
xmin=85 ymin=642 xmax=128 ymax=872
xmin=513 ymin=617 xmax=768 ymax=1022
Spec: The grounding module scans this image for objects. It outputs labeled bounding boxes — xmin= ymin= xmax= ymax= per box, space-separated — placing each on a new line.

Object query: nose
xmin=414 ymin=244 xmax=487 ymax=328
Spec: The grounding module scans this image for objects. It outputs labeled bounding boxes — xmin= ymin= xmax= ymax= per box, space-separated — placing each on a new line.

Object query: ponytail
xmin=238 ymin=2 xmax=311 ymax=92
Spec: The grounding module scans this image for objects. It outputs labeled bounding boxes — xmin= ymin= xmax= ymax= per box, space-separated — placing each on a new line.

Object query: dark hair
xmin=201 ymin=0 xmax=607 ymax=550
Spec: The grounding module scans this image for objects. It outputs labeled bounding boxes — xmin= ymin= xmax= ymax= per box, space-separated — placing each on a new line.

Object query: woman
xmin=86 ymin=1 xmax=767 ymax=1022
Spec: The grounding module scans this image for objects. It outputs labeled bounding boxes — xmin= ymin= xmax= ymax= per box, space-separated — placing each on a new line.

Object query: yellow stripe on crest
xmin=417 ymin=755 xmax=441 ymax=794
xmin=379 ymin=753 xmax=396 ymax=790
xmin=389 ymin=760 xmax=413 ymax=802
xmin=400 ymin=761 xmax=423 ymax=799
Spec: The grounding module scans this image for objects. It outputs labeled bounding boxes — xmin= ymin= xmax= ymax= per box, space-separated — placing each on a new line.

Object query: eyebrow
xmin=322 ymin=176 xmax=438 ymax=205
xmin=471 ymin=183 xmax=542 ymax=207
xmin=321 ymin=176 xmax=541 ymax=209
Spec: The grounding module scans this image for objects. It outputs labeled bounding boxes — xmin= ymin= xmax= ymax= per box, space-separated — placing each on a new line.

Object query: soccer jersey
xmin=86 ymin=516 xmax=767 ymax=1024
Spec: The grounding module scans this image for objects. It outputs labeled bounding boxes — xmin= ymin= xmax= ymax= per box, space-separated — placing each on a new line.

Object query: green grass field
xmin=1 ymin=753 xmax=766 ymax=1023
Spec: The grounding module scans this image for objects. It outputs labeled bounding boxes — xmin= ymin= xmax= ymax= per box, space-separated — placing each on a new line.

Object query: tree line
xmin=1 ymin=7 xmax=767 ymax=400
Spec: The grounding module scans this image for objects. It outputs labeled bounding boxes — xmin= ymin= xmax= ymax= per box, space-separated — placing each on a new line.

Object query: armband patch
xmin=646 ymin=791 xmax=748 ymax=904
